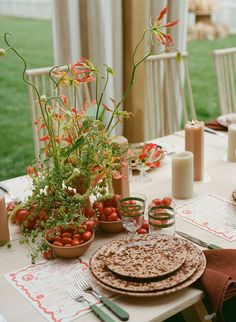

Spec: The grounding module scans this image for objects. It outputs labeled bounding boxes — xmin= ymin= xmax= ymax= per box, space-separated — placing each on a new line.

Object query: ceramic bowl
xmin=44 ymin=229 xmax=94 ymax=259
xmin=99 ymin=220 xmax=124 ymax=233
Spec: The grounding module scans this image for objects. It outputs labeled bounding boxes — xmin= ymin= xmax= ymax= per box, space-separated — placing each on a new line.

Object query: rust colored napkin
xmin=200 ymin=249 xmax=236 ymax=322
xmin=205 ymin=120 xmax=228 ymax=132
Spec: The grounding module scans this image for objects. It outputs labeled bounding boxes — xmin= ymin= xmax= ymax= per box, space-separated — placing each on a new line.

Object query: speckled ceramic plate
xmin=89 ymin=235 xmax=205 ymax=295
xmin=90 ymin=248 xmax=205 ymax=297
xmin=105 ymin=236 xmax=187 ymax=279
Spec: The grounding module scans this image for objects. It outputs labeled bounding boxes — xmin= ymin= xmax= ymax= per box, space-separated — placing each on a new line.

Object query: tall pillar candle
xmin=227 ymin=124 xmax=236 ymax=162
xmin=172 ymin=151 xmax=194 ymax=199
xmin=185 ymin=120 xmax=204 ymax=181
xmin=0 ymin=191 xmax=10 ymax=243
xmin=112 ymin=136 xmax=130 ymax=198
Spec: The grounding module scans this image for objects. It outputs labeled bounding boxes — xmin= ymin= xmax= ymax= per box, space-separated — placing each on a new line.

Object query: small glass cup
xmin=119 ymin=193 xmax=146 ymax=234
xmin=148 ymin=203 xmax=175 ymax=235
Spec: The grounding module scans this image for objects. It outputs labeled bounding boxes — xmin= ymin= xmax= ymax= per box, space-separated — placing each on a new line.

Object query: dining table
xmin=0 ymin=130 xmax=235 ymax=322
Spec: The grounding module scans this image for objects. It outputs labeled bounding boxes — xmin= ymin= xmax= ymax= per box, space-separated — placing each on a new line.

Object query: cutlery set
xmin=68 ymin=272 xmax=129 ymax=322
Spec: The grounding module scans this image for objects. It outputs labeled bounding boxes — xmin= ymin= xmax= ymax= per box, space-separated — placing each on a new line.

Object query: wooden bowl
xmin=45 ymin=229 xmax=94 ymax=259
xmin=99 ymin=220 xmax=124 ymax=233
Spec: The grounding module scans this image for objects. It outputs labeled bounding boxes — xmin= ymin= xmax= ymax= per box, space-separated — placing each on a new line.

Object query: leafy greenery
xmin=1 ymin=16 xmax=236 ymax=182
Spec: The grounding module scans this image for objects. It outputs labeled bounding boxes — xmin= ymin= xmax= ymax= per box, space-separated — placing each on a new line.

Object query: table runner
xmin=4 ymin=257 xmax=114 ymax=322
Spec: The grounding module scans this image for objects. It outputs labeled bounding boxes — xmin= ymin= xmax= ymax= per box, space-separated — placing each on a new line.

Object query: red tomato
xmin=80 ymin=239 xmax=85 ymax=244
xmin=103 ymin=207 xmax=116 ymax=216
xmin=111 ymin=194 xmax=122 ymax=207
xmin=152 ymin=198 xmax=162 ymax=206
xmin=25 ymin=215 xmax=38 ymax=229
xmin=53 ymin=241 xmax=63 ymax=247
xmin=43 ymin=250 xmax=53 ymax=260
xmin=141 ymin=220 xmax=149 ymax=230
xmin=136 ymin=228 xmax=148 ymax=234
xmin=107 ymin=212 xmax=119 ymax=222
xmin=82 ymin=231 xmax=93 ymax=241
xmin=73 ymin=233 xmax=80 ymax=239
xmin=86 ymin=220 xmax=96 ymax=232
xmin=61 ymin=232 xmax=73 ymax=239
xmin=93 ymin=201 xmax=104 ymax=214
xmin=38 ymin=209 xmax=48 ymax=222
xmin=162 ymin=197 xmax=172 ymax=206
xmin=64 ymin=243 xmax=72 ymax=247
xmin=83 ymin=207 xmax=96 ymax=218
xmin=53 ymin=236 xmax=61 ymax=242
xmin=103 ymin=199 xmax=113 ymax=207
xmin=15 ymin=209 xmax=30 ymax=224
xmin=61 ymin=237 xmax=73 ymax=245
xmin=99 ymin=214 xmax=107 ymax=221
xmin=72 ymin=239 xmax=80 ymax=246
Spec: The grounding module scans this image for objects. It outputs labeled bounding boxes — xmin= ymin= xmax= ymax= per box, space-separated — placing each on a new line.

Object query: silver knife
xmin=204 ymin=127 xmax=227 ymax=138
xmin=176 ymin=231 xmax=221 ymax=249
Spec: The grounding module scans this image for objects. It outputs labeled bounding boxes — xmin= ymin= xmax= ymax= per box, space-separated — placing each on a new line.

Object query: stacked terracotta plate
xmin=89 ymin=234 xmax=206 ymax=297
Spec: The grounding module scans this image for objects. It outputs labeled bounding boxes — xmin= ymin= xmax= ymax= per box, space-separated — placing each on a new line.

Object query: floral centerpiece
xmin=1 ymin=6 xmax=179 ymax=262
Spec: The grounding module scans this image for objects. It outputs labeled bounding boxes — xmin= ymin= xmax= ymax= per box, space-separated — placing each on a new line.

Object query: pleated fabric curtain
xmin=51 ymin=0 xmax=188 ymax=141
xmin=52 ymin=0 xmax=123 ymax=135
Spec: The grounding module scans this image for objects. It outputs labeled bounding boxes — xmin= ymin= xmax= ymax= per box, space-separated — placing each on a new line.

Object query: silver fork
xmin=67 ymin=284 xmax=115 ymax=322
xmin=74 ymin=272 xmax=129 ymax=321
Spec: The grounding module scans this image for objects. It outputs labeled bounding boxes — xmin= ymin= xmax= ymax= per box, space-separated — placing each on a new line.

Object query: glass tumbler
xmin=148 ymin=204 xmax=175 ymax=235
xmin=119 ymin=193 xmax=146 ymax=234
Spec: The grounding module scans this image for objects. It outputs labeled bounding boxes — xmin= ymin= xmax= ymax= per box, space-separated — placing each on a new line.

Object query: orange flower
xmin=39 ymin=134 xmax=50 ymax=142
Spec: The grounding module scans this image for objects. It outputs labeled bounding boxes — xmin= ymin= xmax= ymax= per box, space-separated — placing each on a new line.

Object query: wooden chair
xmin=144 ymin=52 xmax=196 ymax=141
xmin=25 ymin=66 xmax=91 ymax=159
xmin=213 ymin=47 xmax=236 ymax=114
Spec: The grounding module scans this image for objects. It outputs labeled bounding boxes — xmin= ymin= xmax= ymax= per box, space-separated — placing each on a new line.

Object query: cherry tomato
xmin=86 ymin=220 xmax=96 ymax=232
xmin=99 ymin=214 xmax=107 ymax=221
xmin=103 ymin=199 xmax=113 ymax=207
xmin=72 ymin=239 xmax=80 ymax=246
xmin=53 ymin=241 xmax=63 ymax=247
xmin=136 ymin=228 xmax=148 ymax=234
xmin=103 ymin=207 xmax=116 ymax=216
xmin=43 ymin=250 xmax=53 ymax=260
xmin=82 ymin=231 xmax=93 ymax=241
xmin=61 ymin=232 xmax=73 ymax=239
xmin=83 ymin=207 xmax=96 ymax=218
xmin=53 ymin=236 xmax=61 ymax=242
xmin=73 ymin=233 xmax=80 ymax=239
xmin=162 ymin=197 xmax=172 ymax=206
xmin=61 ymin=237 xmax=73 ymax=245
xmin=152 ymin=198 xmax=162 ymax=206
xmin=93 ymin=201 xmax=104 ymax=214
xmin=64 ymin=243 xmax=72 ymax=247
xmin=80 ymin=239 xmax=85 ymax=244
xmin=107 ymin=212 xmax=119 ymax=222
xmin=141 ymin=220 xmax=149 ymax=230
xmin=15 ymin=209 xmax=30 ymax=224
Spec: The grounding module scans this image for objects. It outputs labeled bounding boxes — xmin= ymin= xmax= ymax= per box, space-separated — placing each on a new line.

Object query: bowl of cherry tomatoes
xmin=93 ymin=195 xmax=124 ymax=233
xmin=44 ymin=223 xmax=95 ymax=259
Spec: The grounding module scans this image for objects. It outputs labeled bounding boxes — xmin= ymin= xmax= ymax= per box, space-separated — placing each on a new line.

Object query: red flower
xmin=157 ymin=6 xmax=168 ymax=22
xmin=163 ymin=20 xmax=179 ymax=28
xmin=39 ymin=134 xmax=50 ymax=142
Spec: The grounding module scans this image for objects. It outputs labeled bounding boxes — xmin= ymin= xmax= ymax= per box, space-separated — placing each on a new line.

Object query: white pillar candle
xmin=227 ymin=124 xmax=236 ymax=162
xmin=0 ymin=191 xmax=10 ymax=243
xmin=185 ymin=120 xmax=204 ymax=181
xmin=172 ymin=151 xmax=194 ymax=199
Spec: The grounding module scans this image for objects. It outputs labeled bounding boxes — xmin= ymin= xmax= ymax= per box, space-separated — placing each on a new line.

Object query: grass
xmin=0 ymin=17 xmax=53 ymax=181
xmin=0 ymin=16 xmax=236 ymax=181
xmin=187 ymin=34 xmax=236 ymax=121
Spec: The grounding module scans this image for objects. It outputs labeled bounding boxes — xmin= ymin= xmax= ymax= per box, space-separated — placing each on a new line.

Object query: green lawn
xmin=0 ymin=17 xmax=53 ymax=181
xmin=187 ymin=35 xmax=236 ymax=121
xmin=0 ymin=16 xmax=236 ymax=181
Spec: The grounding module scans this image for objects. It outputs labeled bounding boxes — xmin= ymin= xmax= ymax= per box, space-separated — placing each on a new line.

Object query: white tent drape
xmin=52 ymin=0 xmax=188 ymax=140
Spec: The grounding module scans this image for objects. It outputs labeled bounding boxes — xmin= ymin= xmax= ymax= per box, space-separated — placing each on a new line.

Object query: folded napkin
xmin=204 ymin=120 xmax=228 ymax=132
xmin=200 ymin=249 xmax=236 ymax=322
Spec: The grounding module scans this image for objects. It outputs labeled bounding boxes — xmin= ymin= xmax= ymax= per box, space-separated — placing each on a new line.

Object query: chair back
xmin=213 ymin=47 xmax=236 ymax=114
xmin=25 ymin=66 xmax=91 ymax=159
xmin=144 ymin=52 xmax=196 ymax=140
